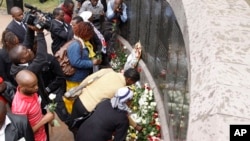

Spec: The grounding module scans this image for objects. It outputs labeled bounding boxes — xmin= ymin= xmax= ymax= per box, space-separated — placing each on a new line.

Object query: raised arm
xmin=27 ymin=30 xmax=48 ymax=74
xmin=22 ymin=26 xmax=35 ymax=49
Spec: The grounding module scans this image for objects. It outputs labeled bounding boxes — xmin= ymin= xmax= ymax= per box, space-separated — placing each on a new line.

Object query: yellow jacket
xmin=78 ymin=68 xmax=138 ymax=128
xmin=79 ymin=68 xmax=126 ymax=112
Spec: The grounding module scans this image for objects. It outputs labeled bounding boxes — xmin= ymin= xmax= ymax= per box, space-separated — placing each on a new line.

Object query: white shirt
xmin=0 ymin=115 xmax=11 ymax=141
xmin=18 ymin=63 xmax=29 ymax=66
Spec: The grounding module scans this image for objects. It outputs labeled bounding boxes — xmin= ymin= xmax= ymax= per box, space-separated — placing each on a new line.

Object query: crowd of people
xmin=0 ymin=0 xmax=142 ymax=141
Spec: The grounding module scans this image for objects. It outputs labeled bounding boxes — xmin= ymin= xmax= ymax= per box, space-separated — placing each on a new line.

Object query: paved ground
xmin=0 ymin=8 xmax=74 ymax=141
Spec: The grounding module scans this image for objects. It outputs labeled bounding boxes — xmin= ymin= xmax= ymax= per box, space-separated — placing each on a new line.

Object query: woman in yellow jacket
xmin=69 ymin=68 xmax=141 ymax=131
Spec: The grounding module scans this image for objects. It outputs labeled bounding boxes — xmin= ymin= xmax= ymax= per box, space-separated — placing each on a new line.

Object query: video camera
xmin=23 ymin=3 xmax=53 ymax=30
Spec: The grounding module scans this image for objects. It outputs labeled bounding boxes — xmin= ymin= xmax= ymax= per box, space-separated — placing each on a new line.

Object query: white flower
xmin=49 ymin=93 xmax=56 ymax=100
xmin=130 ymin=113 xmax=138 ymax=121
xmin=142 ymin=109 xmax=148 ymax=115
xmin=139 ymin=97 xmax=146 ymax=106
xmin=155 ymin=118 xmax=160 ymax=125
xmin=150 ymin=102 xmax=156 ymax=107
xmin=148 ymin=95 xmax=153 ymax=100
xmin=149 ymin=90 xmax=153 ymax=96
xmin=144 ymin=83 xmax=149 ymax=88
xmin=135 ymin=117 xmax=142 ymax=123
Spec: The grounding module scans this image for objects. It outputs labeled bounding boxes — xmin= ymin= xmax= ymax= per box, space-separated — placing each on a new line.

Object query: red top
xmin=12 ymin=89 xmax=46 ymax=141
xmin=61 ymin=4 xmax=73 ymax=24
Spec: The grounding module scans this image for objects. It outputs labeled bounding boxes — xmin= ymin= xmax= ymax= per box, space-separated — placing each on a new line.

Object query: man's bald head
xmin=10 ymin=7 xmax=22 ymax=15
xmin=16 ymin=70 xmax=37 ymax=87
xmin=16 ymin=70 xmax=38 ymax=95
xmin=10 ymin=7 xmax=24 ymax=22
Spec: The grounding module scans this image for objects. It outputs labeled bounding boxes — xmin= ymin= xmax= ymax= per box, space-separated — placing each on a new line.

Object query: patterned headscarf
xmin=111 ymin=87 xmax=133 ymax=112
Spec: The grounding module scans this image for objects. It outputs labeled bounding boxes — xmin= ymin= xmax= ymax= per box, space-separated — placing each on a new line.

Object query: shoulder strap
xmin=64 ymin=71 xmax=109 ymax=98
xmin=74 ymin=39 xmax=83 ymax=58
xmin=55 ymin=39 xmax=75 ymax=59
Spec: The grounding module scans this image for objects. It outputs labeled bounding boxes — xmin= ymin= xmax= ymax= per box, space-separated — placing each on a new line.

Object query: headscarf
xmin=111 ymin=87 xmax=133 ymax=112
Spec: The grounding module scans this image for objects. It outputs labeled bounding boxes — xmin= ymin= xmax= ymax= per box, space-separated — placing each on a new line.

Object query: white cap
xmin=79 ymin=11 xmax=92 ymax=22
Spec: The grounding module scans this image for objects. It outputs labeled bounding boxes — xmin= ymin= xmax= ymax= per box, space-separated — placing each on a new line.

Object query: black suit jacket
xmin=5 ymin=113 xmax=34 ymax=141
xmin=50 ymin=19 xmax=74 ymax=54
xmin=0 ymin=48 xmax=17 ymax=86
xmin=6 ymin=20 xmax=27 ymax=43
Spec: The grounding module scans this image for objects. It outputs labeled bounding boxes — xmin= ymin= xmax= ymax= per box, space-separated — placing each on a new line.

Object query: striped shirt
xmin=12 ymin=90 xmax=46 ymax=141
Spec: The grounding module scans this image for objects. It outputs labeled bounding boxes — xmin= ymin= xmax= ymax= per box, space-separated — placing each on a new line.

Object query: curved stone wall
xmin=167 ymin=0 xmax=250 ymax=141
xmin=123 ymin=1 xmax=189 ymax=140
xmin=118 ymin=35 xmax=171 ymax=141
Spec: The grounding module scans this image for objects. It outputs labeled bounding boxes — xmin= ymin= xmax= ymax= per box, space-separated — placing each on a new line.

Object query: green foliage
xmin=110 ymin=45 xmax=127 ymax=72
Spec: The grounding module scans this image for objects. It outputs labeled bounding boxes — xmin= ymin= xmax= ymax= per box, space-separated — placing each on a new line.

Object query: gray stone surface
xmin=167 ymin=0 xmax=250 ymax=140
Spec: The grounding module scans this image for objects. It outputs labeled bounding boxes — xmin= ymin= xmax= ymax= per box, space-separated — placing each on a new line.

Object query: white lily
xmin=49 ymin=93 xmax=56 ymax=100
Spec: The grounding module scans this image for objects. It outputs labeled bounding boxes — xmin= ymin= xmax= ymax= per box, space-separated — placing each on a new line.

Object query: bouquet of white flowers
xmin=47 ymin=93 xmax=60 ymax=127
xmin=127 ymin=83 xmax=161 ymax=141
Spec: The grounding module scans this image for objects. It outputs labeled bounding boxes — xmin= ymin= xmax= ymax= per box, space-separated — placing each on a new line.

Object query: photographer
xmin=106 ymin=0 xmax=127 ymax=23
xmin=78 ymin=0 xmax=105 ymax=31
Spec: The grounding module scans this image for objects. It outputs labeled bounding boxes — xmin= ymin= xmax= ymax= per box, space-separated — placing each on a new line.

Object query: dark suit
xmin=50 ymin=19 xmax=74 ymax=54
xmin=0 ymin=48 xmax=17 ymax=86
xmin=6 ymin=20 xmax=27 ymax=43
xmin=5 ymin=113 xmax=34 ymax=141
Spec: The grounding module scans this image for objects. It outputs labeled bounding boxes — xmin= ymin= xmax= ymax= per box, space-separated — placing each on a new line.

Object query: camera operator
xmin=106 ymin=0 xmax=127 ymax=23
xmin=50 ymin=7 xmax=74 ymax=54
xmin=22 ymin=3 xmax=53 ymax=32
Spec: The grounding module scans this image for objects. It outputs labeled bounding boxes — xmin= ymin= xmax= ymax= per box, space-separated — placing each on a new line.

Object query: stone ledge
xmin=118 ymin=35 xmax=171 ymax=141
